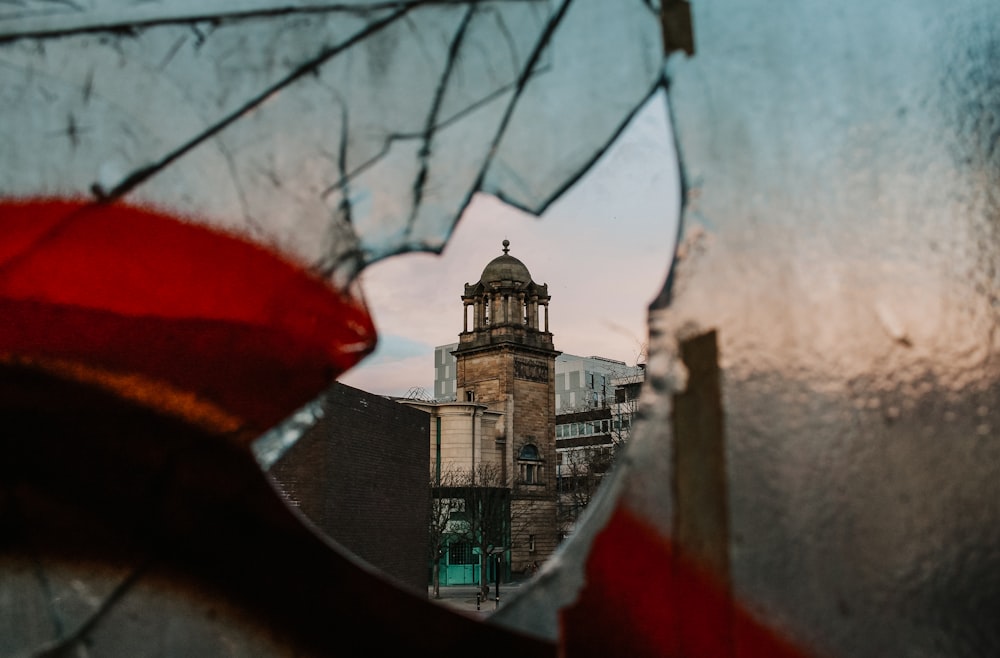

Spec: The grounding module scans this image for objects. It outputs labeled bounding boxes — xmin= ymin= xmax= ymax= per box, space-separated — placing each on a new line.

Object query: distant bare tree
xmin=429 ymin=461 xmax=524 ymax=599
xmin=466 ymin=462 xmax=512 ymax=598
xmin=555 ymin=348 xmax=646 ymax=537
xmin=428 ymin=465 xmax=466 ymax=599
xmin=557 ymin=445 xmax=613 ymax=523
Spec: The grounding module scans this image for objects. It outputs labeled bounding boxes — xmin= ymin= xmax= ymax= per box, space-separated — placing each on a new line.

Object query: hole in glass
xmin=0 ymin=2 xmax=679 ymax=653
xmin=309 ymin=90 xmax=681 ymax=614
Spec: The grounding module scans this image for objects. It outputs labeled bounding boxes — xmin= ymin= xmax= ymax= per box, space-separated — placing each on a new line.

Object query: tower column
xmin=453 ymin=239 xmax=559 ymax=575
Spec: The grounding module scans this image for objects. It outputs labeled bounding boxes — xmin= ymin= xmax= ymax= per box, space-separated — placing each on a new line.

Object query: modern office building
xmin=554 ymin=365 xmax=645 ymax=538
xmin=437 ymin=348 xmax=642 ymax=412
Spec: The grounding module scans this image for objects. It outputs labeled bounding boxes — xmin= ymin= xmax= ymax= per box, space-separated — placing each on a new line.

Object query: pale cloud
xmin=338 ymin=91 xmax=680 ymax=398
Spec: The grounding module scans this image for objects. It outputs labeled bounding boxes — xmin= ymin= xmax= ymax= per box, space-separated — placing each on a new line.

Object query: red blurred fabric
xmin=0 ymin=199 xmax=375 ymax=434
xmin=561 ymin=505 xmax=814 ymax=658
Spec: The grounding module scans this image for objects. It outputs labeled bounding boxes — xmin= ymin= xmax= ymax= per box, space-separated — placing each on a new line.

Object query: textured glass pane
xmin=650 ymin=1 xmax=1000 ymax=656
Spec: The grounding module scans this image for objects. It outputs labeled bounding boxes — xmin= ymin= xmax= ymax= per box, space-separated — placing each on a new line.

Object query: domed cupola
xmin=480 ymin=244 xmax=532 ymax=286
xmin=458 ymin=240 xmax=553 ymax=351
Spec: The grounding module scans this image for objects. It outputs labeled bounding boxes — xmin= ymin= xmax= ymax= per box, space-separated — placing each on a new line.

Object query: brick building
xmin=263 ymin=381 xmax=429 ymax=594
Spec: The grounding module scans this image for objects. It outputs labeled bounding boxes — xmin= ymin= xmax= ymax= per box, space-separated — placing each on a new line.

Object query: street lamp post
xmin=487 ymin=546 xmax=506 ymax=610
xmin=494 ymin=553 xmax=500 ymax=610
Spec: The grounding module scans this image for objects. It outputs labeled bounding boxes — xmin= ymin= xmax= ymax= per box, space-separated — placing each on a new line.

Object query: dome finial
xmin=502 ymin=239 xmax=510 ymax=254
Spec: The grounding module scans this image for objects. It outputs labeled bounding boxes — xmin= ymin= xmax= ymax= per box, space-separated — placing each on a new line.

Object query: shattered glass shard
xmin=1 ymin=0 xmax=664 ymax=278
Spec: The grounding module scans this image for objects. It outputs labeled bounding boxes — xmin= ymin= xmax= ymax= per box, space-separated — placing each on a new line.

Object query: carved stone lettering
xmin=514 ymin=358 xmax=547 ymax=382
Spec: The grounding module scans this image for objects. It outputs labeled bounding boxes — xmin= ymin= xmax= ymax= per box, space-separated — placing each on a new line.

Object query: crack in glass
xmin=1 ymin=2 xmax=668 ymax=654
xmin=1 ymin=0 xmax=663 ymax=280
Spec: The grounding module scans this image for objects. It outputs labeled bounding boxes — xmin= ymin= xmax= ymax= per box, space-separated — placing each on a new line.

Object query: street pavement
xmin=426 ymin=581 xmax=526 ymax=619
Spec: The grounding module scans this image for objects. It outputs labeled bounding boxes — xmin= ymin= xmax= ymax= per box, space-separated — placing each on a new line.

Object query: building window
xmin=449 ymin=542 xmax=474 ymax=565
xmin=466 ymin=390 xmax=475 ymax=402
xmin=529 ymin=534 xmax=536 ymax=552
xmin=518 ymin=444 xmax=542 ymax=485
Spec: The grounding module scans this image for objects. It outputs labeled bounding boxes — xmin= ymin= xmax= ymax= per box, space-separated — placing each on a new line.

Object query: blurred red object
xmin=0 ymin=199 xmax=374 ymax=438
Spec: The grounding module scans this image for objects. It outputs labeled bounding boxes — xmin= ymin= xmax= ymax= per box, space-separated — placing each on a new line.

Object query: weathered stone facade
xmin=454 ymin=241 xmax=560 ymax=573
xmin=400 ymin=399 xmax=504 ymax=481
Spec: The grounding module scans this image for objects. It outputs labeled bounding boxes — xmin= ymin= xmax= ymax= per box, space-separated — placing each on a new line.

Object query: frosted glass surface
xmin=651 ymin=1 xmax=1000 ymax=655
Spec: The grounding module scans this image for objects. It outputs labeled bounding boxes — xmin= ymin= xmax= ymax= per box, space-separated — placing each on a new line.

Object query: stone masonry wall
xmin=456 ymin=346 xmax=559 ymax=573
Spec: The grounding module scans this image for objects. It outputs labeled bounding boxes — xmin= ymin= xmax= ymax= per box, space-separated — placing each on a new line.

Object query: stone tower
xmin=454 ymin=240 xmax=560 ymax=573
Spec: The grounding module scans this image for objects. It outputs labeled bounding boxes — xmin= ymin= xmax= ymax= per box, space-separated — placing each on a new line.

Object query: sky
xmin=338 ymin=89 xmax=681 ymax=398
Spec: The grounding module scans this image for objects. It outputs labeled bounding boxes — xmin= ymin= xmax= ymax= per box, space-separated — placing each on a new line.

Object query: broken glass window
xmin=10 ymin=0 xmax=996 ymax=656
xmin=1 ymin=1 xmax=668 ymax=655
